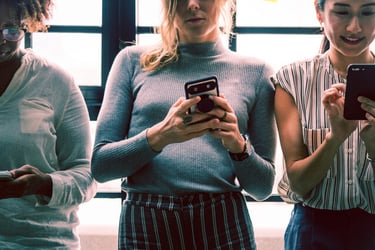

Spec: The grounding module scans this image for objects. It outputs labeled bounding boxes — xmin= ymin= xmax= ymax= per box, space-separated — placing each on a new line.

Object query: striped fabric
xmin=274 ymin=52 xmax=375 ymax=213
xmin=118 ymin=192 xmax=256 ymax=250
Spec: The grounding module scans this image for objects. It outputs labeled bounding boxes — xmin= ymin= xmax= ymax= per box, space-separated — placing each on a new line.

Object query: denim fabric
xmin=285 ymin=203 xmax=375 ymax=250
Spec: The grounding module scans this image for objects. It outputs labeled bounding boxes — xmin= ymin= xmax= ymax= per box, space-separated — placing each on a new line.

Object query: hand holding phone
xmin=184 ymin=76 xmax=219 ymax=114
xmin=344 ymin=64 xmax=375 ymax=120
xmin=0 ymin=170 xmax=14 ymax=182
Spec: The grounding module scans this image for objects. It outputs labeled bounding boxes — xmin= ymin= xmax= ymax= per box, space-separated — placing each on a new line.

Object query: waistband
xmin=295 ymin=203 xmax=375 ymax=217
xmin=125 ymin=191 xmax=243 ymax=209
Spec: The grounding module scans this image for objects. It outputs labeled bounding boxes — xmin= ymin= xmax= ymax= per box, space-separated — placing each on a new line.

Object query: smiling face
xmin=317 ymin=0 xmax=375 ymax=60
xmin=174 ymin=0 xmax=223 ymax=43
xmin=0 ymin=1 xmax=23 ymax=64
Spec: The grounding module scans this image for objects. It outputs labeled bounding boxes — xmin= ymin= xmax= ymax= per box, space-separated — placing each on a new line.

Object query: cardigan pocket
xmin=19 ymin=98 xmax=54 ymax=134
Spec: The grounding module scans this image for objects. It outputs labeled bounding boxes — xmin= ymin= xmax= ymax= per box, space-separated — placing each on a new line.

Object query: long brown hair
xmin=140 ymin=0 xmax=236 ymax=72
xmin=315 ymin=0 xmax=330 ymax=53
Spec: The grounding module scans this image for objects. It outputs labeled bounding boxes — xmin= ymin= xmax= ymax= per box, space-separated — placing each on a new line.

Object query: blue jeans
xmin=285 ymin=203 xmax=375 ymax=250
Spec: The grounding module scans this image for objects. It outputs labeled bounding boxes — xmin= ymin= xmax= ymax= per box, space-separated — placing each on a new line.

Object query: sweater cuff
xmin=36 ymin=174 xmax=60 ymax=207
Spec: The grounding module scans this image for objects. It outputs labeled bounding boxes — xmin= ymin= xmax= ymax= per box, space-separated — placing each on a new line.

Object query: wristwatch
xmin=229 ymin=134 xmax=251 ymax=161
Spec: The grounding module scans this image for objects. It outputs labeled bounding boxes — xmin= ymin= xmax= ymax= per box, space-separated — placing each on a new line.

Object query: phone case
xmin=344 ymin=64 xmax=375 ymax=120
xmin=184 ymin=76 xmax=219 ymax=113
xmin=0 ymin=171 xmax=13 ymax=181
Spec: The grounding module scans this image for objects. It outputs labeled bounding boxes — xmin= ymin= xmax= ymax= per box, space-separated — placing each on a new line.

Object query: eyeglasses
xmin=1 ymin=27 xmax=27 ymax=42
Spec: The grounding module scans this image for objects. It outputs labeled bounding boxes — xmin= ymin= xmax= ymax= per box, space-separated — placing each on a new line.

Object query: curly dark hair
xmin=3 ymin=0 xmax=54 ymax=32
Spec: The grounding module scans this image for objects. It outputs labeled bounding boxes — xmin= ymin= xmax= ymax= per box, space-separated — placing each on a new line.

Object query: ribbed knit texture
xmin=92 ymin=41 xmax=276 ymax=200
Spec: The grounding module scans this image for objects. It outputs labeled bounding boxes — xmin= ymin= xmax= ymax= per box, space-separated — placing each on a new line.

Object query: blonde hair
xmin=3 ymin=0 xmax=54 ymax=32
xmin=141 ymin=0 xmax=236 ymax=72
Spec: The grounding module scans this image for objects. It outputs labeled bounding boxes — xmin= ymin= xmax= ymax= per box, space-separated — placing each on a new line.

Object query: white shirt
xmin=0 ymin=49 xmax=97 ymax=249
xmin=274 ymin=52 xmax=375 ymax=213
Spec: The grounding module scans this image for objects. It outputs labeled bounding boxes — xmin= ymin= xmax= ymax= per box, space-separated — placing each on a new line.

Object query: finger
xmin=330 ymin=83 xmax=346 ymax=93
xmin=358 ymin=96 xmax=375 ymax=105
xmin=182 ymin=115 xmax=193 ymax=124
xmin=8 ymin=170 xmax=16 ymax=179
xmin=323 ymin=88 xmax=343 ymax=98
xmin=365 ymin=112 xmax=375 ymax=123
xmin=172 ymin=97 xmax=185 ymax=108
xmin=219 ymin=110 xmax=227 ymax=122
xmin=178 ymin=96 xmax=201 ymax=115
xmin=211 ymin=96 xmax=233 ymax=112
xmin=12 ymin=165 xmax=40 ymax=178
xmin=323 ymin=89 xmax=344 ymax=105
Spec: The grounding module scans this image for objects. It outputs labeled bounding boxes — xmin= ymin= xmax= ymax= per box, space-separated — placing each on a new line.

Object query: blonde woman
xmin=92 ymin=0 xmax=276 ymax=249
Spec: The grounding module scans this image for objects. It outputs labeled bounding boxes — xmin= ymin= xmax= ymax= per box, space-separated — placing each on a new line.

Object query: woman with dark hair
xmin=273 ymin=0 xmax=375 ymax=249
xmin=0 ymin=0 xmax=96 ymax=248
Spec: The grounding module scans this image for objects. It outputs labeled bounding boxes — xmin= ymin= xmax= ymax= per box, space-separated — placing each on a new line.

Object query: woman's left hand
xmin=358 ymin=96 xmax=375 ymax=154
xmin=207 ymin=95 xmax=246 ymax=153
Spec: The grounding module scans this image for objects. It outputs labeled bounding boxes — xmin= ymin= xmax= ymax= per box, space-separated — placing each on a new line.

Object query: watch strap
xmin=229 ymin=134 xmax=250 ymax=161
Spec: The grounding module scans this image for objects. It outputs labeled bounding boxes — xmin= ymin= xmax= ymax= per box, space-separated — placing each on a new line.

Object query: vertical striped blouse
xmin=273 ymin=52 xmax=375 ymax=213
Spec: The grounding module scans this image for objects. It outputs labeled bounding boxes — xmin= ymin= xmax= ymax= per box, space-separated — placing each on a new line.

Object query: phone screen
xmin=344 ymin=64 xmax=375 ymax=120
xmin=184 ymin=76 xmax=219 ymax=113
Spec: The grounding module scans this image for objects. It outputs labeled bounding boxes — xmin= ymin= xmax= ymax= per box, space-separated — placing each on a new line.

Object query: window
xmin=33 ymin=0 xmax=103 ymax=86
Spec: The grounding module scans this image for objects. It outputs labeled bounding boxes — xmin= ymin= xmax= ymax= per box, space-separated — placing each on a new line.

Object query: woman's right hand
xmin=146 ymin=97 xmax=218 ymax=151
xmin=0 ymin=165 xmax=52 ymax=199
xmin=322 ymin=83 xmax=357 ymax=143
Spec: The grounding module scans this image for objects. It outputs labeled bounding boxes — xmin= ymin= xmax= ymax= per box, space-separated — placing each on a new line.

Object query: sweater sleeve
xmin=42 ymin=76 xmax=97 ymax=208
xmin=91 ymin=48 xmax=160 ymax=183
xmin=233 ymin=63 xmax=276 ymax=201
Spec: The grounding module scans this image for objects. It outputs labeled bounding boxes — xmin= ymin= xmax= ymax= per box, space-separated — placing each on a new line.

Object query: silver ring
xmin=220 ymin=110 xmax=227 ymax=121
xmin=183 ymin=115 xmax=193 ymax=124
xmin=178 ymin=109 xmax=187 ymax=116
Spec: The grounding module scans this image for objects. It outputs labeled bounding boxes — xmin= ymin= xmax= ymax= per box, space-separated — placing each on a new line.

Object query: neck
xmin=0 ymin=50 xmax=24 ymax=68
xmin=0 ymin=50 xmax=24 ymax=96
xmin=328 ymin=49 xmax=374 ymax=78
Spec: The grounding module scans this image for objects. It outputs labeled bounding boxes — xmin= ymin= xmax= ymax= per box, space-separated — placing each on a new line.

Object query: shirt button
xmin=347 ymin=149 xmax=353 ymax=154
xmin=347 ymin=179 xmax=353 ymax=185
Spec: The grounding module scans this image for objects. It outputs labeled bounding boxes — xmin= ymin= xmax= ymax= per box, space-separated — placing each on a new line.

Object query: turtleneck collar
xmin=178 ymin=40 xmax=227 ymax=57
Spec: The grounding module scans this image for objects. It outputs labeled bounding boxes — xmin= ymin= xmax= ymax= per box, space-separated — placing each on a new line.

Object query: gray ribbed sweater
xmin=92 ymin=41 xmax=277 ymax=200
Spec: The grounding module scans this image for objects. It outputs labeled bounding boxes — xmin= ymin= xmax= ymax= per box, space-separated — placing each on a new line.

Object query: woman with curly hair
xmin=0 ymin=0 xmax=97 ymax=248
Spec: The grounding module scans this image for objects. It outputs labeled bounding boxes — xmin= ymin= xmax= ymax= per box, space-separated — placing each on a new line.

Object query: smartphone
xmin=0 ymin=170 xmax=13 ymax=182
xmin=344 ymin=64 xmax=375 ymax=120
xmin=184 ymin=76 xmax=219 ymax=113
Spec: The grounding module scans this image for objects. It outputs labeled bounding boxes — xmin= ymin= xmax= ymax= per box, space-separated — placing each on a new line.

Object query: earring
xmin=320 ymin=23 xmax=324 ymax=32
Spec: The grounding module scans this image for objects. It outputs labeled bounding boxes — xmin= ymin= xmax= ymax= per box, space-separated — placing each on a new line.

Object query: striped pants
xmin=118 ymin=192 xmax=256 ymax=250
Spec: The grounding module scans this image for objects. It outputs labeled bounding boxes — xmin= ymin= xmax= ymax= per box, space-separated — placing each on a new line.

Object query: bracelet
xmin=367 ymin=154 xmax=375 ymax=163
